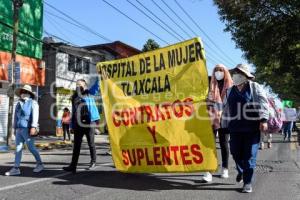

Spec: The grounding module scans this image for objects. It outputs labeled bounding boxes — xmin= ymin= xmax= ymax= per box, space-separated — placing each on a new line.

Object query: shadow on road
xmin=51 ymin=170 xmax=240 ymax=192
xmin=0 ymin=165 xmax=240 ymax=192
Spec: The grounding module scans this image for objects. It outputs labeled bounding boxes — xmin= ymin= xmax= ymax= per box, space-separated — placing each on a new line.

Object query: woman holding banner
xmin=222 ymin=64 xmax=269 ymax=193
xmin=202 ymin=64 xmax=233 ymax=182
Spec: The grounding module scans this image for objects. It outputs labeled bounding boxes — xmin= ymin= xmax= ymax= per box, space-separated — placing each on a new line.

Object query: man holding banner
xmin=97 ymin=38 xmax=218 ymax=173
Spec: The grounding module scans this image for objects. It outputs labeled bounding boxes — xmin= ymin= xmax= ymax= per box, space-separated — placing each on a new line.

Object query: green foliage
xmin=0 ymin=0 xmax=43 ymax=59
xmin=214 ymin=0 xmax=300 ymax=106
xmin=142 ymin=39 xmax=160 ymax=52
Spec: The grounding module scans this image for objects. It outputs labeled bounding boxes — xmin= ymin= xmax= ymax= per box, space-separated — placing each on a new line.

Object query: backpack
xmin=80 ymin=98 xmax=91 ymax=125
xmin=267 ymin=99 xmax=283 ymax=133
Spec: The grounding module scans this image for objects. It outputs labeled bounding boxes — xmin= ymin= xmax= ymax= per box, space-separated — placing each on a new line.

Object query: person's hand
xmin=70 ymin=129 xmax=74 ymax=134
xmin=260 ymin=122 xmax=268 ymax=132
xmin=29 ymin=128 xmax=37 ymax=136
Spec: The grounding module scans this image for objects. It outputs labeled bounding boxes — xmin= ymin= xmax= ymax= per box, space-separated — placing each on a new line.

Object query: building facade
xmin=39 ymin=38 xmax=105 ymax=135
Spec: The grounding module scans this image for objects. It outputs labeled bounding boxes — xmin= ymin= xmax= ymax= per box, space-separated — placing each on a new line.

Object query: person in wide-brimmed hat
xmin=5 ymin=85 xmax=44 ymax=176
xmin=15 ymin=84 xmax=36 ymax=98
xmin=221 ymin=64 xmax=269 ymax=193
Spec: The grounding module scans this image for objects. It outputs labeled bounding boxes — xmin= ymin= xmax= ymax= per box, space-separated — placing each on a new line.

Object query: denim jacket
xmin=14 ymin=98 xmax=39 ymax=129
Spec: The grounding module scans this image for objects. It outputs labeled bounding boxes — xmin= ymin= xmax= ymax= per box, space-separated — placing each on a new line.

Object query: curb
xmin=3 ymin=135 xmax=108 ymax=152
xmin=35 ymin=141 xmax=73 ymax=150
xmin=5 ymin=141 xmax=73 ymax=151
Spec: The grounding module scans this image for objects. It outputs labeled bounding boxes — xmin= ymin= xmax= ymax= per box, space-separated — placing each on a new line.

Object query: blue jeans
xmin=283 ymin=121 xmax=293 ymax=139
xmin=230 ymin=132 xmax=260 ymax=184
xmin=14 ymin=128 xmax=42 ymax=168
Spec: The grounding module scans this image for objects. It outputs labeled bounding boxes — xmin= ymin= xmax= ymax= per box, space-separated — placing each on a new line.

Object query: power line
xmin=149 ymin=0 xmax=192 ymax=39
xmin=45 ymin=15 xmax=74 ymax=44
xmin=101 ymin=0 xmax=169 ymax=45
xmin=44 ymin=1 xmax=112 ymax=43
xmin=174 ymin=0 xmax=237 ymax=65
xmin=206 ymin=55 xmax=220 ymax=66
xmin=43 ymin=30 xmax=78 ymax=47
xmin=0 ymin=18 xmax=103 ymax=68
xmin=45 ymin=10 xmax=93 ymax=35
xmin=44 ymin=11 xmax=98 ymax=44
xmin=159 ymin=0 xmax=198 ymax=36
xmin=101 ymin=0 xmax=224 ymax=66
xmin=126 ymin=0 xmax=182 ymax=41
xmin=158 ymin=0 xmax=234 ymax=67
xmin=137 ymin=0 xmax=225 ymax=66
xmin=133 ymin=0 xmax=186 ymax=41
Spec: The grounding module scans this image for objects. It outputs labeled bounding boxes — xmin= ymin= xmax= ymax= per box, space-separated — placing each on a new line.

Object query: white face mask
xmin=20 ymin=93 xmax=30 ymax=100
xmin=215 ymin=71 xmax=224 ymax=81
xmin=232 ymin=74 xmax=247 ymax=85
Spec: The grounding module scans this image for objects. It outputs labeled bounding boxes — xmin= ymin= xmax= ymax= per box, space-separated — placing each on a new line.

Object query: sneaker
xmin=259 ymin=142 xmax=264 ymax=150
xmin=87 ymin=162 xmax=96 ymax=170
xmin=5 ymin=168 xmax=21 ymax=176
xmin=33 ymin=164 xmax=44 ymax=173
xmin=236 ymin=173 xmax=243 ymax=183
xmin=62 ymin=165 xmax=76 ymax=174
xmin=267 ymin=142 xmax=272 ymax=148
xmin=242 ymin=184 xmax=253 ymax=193
xmin=220 ymin=168 xmax=229 ymax=179
xmin=201 ymin=172 xmax=212 ymax=182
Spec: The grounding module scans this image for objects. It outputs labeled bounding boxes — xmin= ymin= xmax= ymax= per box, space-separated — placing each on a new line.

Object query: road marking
xmin=99 ymin=162 xmax=114 ymax=166
xmin=0 ymin=162 xmax=114 ymax=192
xmin=0 ymin=172 xmax=70 ymax=192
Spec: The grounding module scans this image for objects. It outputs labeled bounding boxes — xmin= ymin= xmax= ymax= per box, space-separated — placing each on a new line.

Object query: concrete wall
xmin=39 ymin=47 xmax=57 ymax=135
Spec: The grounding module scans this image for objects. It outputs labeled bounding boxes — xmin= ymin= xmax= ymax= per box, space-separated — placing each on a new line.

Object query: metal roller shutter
xmin=0 ymin=93 xmax=9 ymax=142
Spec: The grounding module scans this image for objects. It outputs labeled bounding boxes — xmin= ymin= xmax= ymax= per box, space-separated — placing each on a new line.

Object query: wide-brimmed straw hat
xmin=234 ymin=64 xmax=255 ymax=78
xmin=15 ymin=84 xmax=35 ymax=98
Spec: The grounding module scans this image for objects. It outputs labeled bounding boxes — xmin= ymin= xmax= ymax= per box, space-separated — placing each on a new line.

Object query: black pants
xmin=62 ymin=124 xmax=70 ymax=141
xmin=71 ymin=124 xmax=97 ymax=167
xmin=215 ymin=128 xmax=230 ymax=169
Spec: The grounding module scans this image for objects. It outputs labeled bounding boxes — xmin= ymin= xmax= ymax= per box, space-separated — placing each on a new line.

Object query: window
xmin=68 ymin=55 xmax=90 ymax=74
xmin=82 ymin=59 xmax=90 ymax=74
xmin=68 ymin=55 xmax=76 ymax=72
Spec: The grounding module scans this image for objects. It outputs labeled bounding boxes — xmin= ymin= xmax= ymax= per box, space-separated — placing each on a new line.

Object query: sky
xmin=43 ymin=0 xmax=249 ymax=75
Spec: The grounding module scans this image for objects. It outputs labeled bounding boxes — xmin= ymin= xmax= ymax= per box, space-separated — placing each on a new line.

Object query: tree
xmin=213 ymin=0 xmax=300 ymax=105
xmin=142 ymin=39 xmax=160 ymax=52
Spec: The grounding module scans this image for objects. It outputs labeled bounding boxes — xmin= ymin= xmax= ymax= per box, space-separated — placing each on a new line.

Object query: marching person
xmin=62 ymin=107 xmax=71 ymax=142
xmin=5 ymin=85 xmax=44 ymax=176
xmin=63 ymin=79 xmax=100 ymax=174
xmin=282 ymin=106 xmax=297 ymax=141
xmin=202 ymin=64 xmax=233 ymax=182
xmin=222 ymin=64 xmax=269 ymax=193
xmin=260 ymin=98 xmax=276 ymax=149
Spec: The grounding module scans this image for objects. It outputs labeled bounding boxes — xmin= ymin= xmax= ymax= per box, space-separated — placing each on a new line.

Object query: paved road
xmin=0 ymin=134 xmax=299 ymax=200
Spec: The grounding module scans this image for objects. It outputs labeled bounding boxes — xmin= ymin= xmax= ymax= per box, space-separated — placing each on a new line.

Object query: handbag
xmin=267 ymin=100 xmax=283 ymax=133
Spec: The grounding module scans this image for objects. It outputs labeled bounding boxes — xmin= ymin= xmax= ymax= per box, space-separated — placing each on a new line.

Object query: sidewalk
xmin=0 ymin=134 xmax=110 ymax=152
xmin=35 ymin=134 xmax=110 ymax=150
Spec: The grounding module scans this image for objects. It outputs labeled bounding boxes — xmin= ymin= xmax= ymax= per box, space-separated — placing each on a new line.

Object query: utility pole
xmin=6 ymin=0 xmax=23 ymax=146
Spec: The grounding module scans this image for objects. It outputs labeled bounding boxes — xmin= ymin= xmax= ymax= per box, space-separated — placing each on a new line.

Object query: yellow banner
xmin=97 ymin=38 xmax=217 ymax=173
